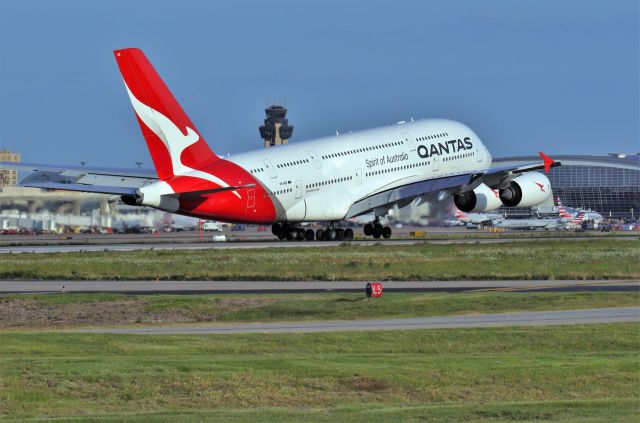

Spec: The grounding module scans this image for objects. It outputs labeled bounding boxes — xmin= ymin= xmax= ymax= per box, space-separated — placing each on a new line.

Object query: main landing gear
xmin=363 ymin=219 xmax=392 ymax=239
xmin=272 ymin=223 xmax=354 ymax=241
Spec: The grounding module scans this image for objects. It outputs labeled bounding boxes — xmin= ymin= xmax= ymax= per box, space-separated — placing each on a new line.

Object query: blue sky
xmin=1 ymin=0 xmax=638 ymax=168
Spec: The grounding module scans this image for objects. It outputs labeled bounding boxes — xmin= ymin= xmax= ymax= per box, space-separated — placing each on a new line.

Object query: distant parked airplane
xmin=454 ymin=209 xmax=504 ymax=225
xmin=557 ymin=197 xmax=603 ymax=226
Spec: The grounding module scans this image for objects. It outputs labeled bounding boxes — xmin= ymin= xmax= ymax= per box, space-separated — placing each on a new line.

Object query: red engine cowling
xmin=454 ymin=183 xmax=503 ymax=213
xmin=499 ymin=172 xmax=551 ymax=208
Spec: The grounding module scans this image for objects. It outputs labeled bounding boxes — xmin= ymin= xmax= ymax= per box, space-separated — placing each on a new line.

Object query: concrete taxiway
xmin=0 ymin=235 xmax=637 ymax=254
xmin=2 ymin=279 xmax=637 ymax=294
xmin=79 ymin=307 xmax=640 ymax=335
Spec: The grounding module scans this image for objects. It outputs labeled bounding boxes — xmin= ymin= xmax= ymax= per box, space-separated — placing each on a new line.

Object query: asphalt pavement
xmin=78 ymin=307 xmax=640 ymax=334
xmin=1 ymin=235 xmax=637 ymax=254
xmin=1 ymin=279 xmax=637 ymax=294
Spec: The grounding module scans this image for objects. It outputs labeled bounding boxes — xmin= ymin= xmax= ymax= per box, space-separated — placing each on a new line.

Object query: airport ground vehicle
xmin=201 ymin=221 xmax=221 ymax=232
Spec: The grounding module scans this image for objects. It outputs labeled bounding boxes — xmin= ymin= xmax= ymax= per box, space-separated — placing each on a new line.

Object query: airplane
xmin=453 ymin=209 xmax=504 ymax=225
xmin=494 ymin=217 xmax=568 ymax=231
xmin=0 ymin=48 xmax=561 ymax=241
xmin=557 ymin=197 xmax=603 ymax=226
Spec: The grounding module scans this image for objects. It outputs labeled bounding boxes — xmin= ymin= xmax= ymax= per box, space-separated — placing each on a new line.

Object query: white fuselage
xmin=228 ymin=119 xmax=492 ymax=222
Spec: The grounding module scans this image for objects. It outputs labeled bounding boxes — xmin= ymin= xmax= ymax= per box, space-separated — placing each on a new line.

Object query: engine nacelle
xmin=499 ymin=172 xmax=551 ymax=208
xmin=454 ymin=183 xmax=502 ymax=213
xmin=120 ymin=194 xmax=143 ymax=206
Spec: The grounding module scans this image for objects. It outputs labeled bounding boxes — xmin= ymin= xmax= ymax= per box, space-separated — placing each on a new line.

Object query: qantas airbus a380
xmin=1 ymin=48 xmax=559 ymax=241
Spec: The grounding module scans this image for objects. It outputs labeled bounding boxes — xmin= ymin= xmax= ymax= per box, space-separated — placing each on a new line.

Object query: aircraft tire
xmin=372 ymin=226 xmax=382 ymax=239
xmin=315 ymin=229 xmax=325 ymax=241
xmin=271 ymin=223 xmax=283 ymax=236
xmin=382 ymin=226 xmax=392 ymax=239
xmin=326 ymin=228 xmax=337 ymax=241
xmin=305 ymin=229 xmax=315 ymax=241
xmin=344 ymin=228 xmax=354 ymax=240
xmin=364 ymin=223 xmax=373 ymax=236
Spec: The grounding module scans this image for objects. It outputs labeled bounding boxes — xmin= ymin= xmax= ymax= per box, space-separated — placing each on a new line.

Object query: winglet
xmin=538 ymin=151 xmax=555 ymax=173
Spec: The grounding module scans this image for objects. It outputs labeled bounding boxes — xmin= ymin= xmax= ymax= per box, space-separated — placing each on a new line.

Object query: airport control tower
xmin=259 ymin=104 xmax=294 ymax=148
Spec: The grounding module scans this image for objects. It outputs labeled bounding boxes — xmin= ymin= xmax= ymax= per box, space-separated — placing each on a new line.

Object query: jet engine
xmin=121 ymin=193 xmax=143 ymax=206
xmin=454 ymin=183 xmax=502 ymax=213
xmin=499 ymin=172 xmax=551 ymax=208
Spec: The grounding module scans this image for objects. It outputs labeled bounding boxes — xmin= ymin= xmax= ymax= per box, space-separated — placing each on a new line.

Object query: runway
xmin=79 ymin=307 xmax=640 ymax=334
xmin=0 ymin=235 xmax=637 ymax=254
xmin=1 ymin=279 xmax=637 ymax=294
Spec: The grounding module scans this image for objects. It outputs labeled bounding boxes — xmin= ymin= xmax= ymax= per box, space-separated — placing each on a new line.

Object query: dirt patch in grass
xmin=0 ymin=298 xmax=145 ymax=328
xmin=0 ymin=296 xmax=284 ymax=328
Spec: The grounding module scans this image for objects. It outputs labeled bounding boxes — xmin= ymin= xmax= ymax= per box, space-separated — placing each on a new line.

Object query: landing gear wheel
xmin=305 ymin=229 xmax=315 ymax=241
xmin=297 ymin=229 xmax=306 ymax=241
xmin=315 ymin=229 xmax=325 ymax=241
xmin=277 ymin=232 xmax=286 ymax=240
xmin=326 ymin=228 xmax=337 ymax=241
xmin=336 ymin=228 xmax=344 ymax=240
xmin=382 ymin=226 xmax=392 ymax=239
xmin=372 ymin=224 xmax=383 ymax=239
xmin=344 ymin=228 xmax=354 ymax=240
xmin=364 ymin=223 xmax=373 ymax=236
xmin=271 ymin=223 xmax=283 ymax=236
xmin=287 ymin=228 xmax=298 ymax=241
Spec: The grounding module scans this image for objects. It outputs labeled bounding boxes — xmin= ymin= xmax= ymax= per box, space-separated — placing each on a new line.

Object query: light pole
xmin=135 ymin=162 xmax=143 ymax=168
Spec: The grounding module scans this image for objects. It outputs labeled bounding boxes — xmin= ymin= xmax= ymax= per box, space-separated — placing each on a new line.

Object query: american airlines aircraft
xmin=558 ymin=198 xmax=603 ymax=227
xmin=0 ymin=48 xmax=560 ymax=241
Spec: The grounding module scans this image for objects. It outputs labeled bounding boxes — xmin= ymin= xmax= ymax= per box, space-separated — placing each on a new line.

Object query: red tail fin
xmin=114 ymin=48 xmax=219 ymax=180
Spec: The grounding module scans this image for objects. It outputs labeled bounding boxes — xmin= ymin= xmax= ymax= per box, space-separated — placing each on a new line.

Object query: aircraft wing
xmin=473 ymin=159 xmax=559 ymax=189
xmin=346 ymin=173 xmax=470 ymax=218
xmin=346 ymin=155 xmax=560 ymax=218
xmin=18 ymin=182 xmax=139 ymax=196
xmin=0 ymin=161 xmax=157 ymax=190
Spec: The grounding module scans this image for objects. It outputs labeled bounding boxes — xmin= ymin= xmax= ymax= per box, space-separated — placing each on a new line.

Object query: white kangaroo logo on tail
xmin=125 ymin=83 xmax=240 ymax=198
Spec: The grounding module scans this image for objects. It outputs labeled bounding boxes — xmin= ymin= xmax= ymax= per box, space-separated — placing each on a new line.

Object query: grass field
xmin=1 ymin=239 xmax=638 ymax=280
xmin=1 ymin=291 xmax=638 ymax=329
xmin=0 ymin=323 xmax=638 ymax=421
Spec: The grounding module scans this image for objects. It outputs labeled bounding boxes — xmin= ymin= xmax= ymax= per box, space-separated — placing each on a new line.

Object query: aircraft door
xmin=295 ymin=180 xmax=302 ymax=199
xmin=308 ymin=150 xmax=322 ymax=169
xmin=263 ymin=159 xmax=277 ymax=178
xmin=355 ymin=168 xmax=362 ymax=186
xmin=433 ymin=155 xmax=439 ymax=172
xmin=476 ymin=148 xmax=482 ymax=162
xmin=247 ymin=189 xmax=255 ymax=208
xmin=402 ymin=132 xmax=416 ymax=151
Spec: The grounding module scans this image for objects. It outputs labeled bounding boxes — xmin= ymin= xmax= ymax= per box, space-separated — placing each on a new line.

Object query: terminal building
xmin=492 ymin=154 xmax=640 ymax=219
xmin=0 ymin=149 xmax=20 ymax=187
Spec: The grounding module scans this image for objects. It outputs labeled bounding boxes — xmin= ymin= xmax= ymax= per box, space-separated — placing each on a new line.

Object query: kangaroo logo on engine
xmin=417 ymin=137 xmax=473 ymax=159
